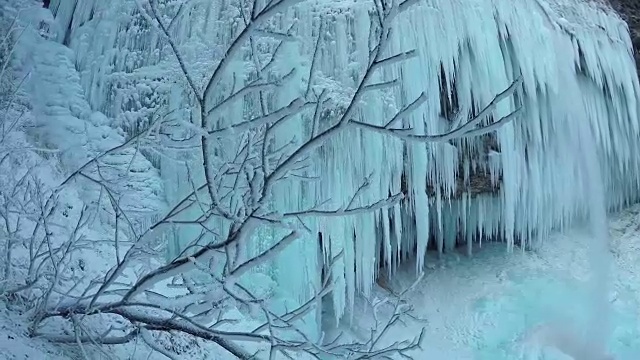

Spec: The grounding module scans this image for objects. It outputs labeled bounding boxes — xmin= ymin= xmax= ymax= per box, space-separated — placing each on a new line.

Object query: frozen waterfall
xmin=47 ymin=0 xmax=640 ymax=324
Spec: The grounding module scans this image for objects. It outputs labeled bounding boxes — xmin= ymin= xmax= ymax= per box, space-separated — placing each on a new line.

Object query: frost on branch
xmin=8 ymin=0 xmax=525 ymax=359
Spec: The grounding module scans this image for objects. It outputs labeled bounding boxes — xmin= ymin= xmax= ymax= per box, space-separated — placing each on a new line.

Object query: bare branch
xmin=39 ymin=328 xmax=140 ymax=345
xmin=351 ymin=76 xmax=524 ymax=142
xmin=139 ymin=328 xmax=180 ymax=360
xmin=138 ymin=0 xmax=203 ymax=103
xmin=19 ymin=1 xmax=526 ymax=359
xmin=227 ymin=230 xmax=301 ymax=284
xmin=208 ymin=98 xmax=315 ymax=136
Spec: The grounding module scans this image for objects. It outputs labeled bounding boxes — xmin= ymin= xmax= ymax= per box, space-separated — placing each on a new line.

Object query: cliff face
xmin=610 ymin=0 xmax=640 ymax=69
xmin=45 ymin=0 xmax=640 ymax=320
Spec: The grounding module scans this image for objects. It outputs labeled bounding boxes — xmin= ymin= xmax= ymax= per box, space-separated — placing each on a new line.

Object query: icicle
xmin=48 ymin=0 xmax=640 ymax=327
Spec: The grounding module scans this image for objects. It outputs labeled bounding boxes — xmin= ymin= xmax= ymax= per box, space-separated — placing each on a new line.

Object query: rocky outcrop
xmin=609 ymin=0 xmax=640 ymax=70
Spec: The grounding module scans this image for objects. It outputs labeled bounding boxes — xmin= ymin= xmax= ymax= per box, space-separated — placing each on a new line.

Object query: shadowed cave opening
xmin=315 ymin=61 xmax=519 ymax=310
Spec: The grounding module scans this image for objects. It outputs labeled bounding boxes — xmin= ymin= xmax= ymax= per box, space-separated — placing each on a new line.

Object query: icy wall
xmin=46 ymin=0 xmax=640 ymax=322
xmin=13 ymin=4 xmax=165 ymax=234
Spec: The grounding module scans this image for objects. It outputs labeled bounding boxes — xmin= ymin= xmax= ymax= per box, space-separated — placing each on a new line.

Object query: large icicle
xmin=47 ymin=0 xmax=640 ymax=326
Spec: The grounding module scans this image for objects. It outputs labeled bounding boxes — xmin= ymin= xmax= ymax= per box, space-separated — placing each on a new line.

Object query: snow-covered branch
xmin=350 ymin=76 xmax=524 ymax=142
xmin=19 ymin=0 xmax=525 ymax=358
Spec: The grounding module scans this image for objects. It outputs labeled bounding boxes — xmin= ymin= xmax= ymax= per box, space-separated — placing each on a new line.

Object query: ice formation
xmin=45 ymin=0 xmax=640 ymax=325
xmin=13 ymin=6 xmax=165 ymax=233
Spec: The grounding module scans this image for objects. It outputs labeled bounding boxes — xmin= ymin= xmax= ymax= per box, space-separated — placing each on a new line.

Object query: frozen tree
xmin=2 ymin=0 xmax=523 ymax=359
xmin=0 ymin=9 xmax=22 ymax=287
xmin=0 ymin=6 xmax=45 ymax=295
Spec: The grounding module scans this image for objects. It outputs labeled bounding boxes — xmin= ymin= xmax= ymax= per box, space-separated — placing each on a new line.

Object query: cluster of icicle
xmin=13 ymin=2 xmax=166 ymax=234
xmin=48 ymin=0 xmax=640 ymax=325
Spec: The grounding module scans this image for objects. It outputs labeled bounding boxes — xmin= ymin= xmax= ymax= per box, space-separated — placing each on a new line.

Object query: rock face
xmin=609 ymin=0 xmax=640 ymax=69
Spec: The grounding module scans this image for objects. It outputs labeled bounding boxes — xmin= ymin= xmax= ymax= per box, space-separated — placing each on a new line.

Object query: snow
xmin=298 ymin=0 xmax=640 ymax=319
xmin=1 ymin=206 xmax=638 ymax=359
xmin=331 ymin=205 xmax=640 ymax=360
xmin=1 ymin=0 xmax=640 ymax=358
xmin=6 ymin=8 xmax=166 ymax=245
xmin=0 ymin=301 xmax=69 ymax=359
xmin=0 ymin=1 xmax=253 ymax=358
